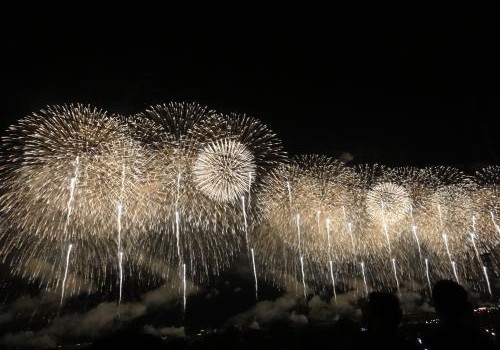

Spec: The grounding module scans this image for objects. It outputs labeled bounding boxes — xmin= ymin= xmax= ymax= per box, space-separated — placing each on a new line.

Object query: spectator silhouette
xmin=351 ymin=291 xmax=415 ymax=350
xmin=427 ymin=279 xmax=496 ymax=350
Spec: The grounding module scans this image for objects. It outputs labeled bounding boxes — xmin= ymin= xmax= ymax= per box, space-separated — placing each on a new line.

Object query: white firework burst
xmin=366 ymin=182 xmax=412 ymax=226
xmin=193 ymin=138 xmax=256 ymax=203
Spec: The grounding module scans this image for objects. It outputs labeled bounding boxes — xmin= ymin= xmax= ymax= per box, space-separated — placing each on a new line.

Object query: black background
xmin=1 ymin=5 xmax=499 ymax=167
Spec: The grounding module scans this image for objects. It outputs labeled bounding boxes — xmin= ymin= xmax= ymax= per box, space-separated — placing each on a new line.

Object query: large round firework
xmin=132 ymin=102 xmax=215 ymax=147
xmin=0 ymin=104 xmax=149 ymax=296
xmin=190 ymin=112 xmax=287 ymax=199
xmin=372 ymin=167 xmax=444 ymax=287
xmin=193 ymin=138 xmax=256 ymax=203
xmin=130 ymin=103 xmax=244 ymax=284
xmin=366 ymin=182 xmax=412 ymax=226
xmin=411 ymin=168 xmax=477 ymax=282
xmin=254 ymin=155 xmax=359 ymax=291
xmin=354 ymin=165 xmax=407 ymax=289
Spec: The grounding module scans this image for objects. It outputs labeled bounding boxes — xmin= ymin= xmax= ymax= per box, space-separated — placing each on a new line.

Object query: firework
xmin=193 ymin=138 xmax=256 ymax=203
xmin=0 ymin=103 xmax=498 ymax=305
xmin=366 ymin=182 xmax=411 ymax=226
xmin=0 ymin=104 xmax=148 ymax=297
xmin=474 ymin=166 xmax=500 ymax=236
xmin=190 ymin=112 xmax=287 ymax=178
xmin=130 ymin=103 xmax=285 ymax=285
xmin=130 ymin=103 xmax=236 ymax=284
xmin=254 ymin=155 xmax=359 ymax=292
xmin=255 ymin=162 xmax=499 ymax=295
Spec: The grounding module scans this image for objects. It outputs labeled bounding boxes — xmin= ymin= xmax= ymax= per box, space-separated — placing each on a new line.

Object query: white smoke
xmin=0 ymin=283 xmax=196 ymax=349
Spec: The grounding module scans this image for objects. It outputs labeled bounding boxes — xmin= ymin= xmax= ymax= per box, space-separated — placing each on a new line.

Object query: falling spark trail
xmin=296 ymin=213 xmax=306 ymax=298
xmin=174 ymin=171 xmax=182 ymax=262
xmin=483 ymin=266 xmax=492 ymax=296
xmin=182 ymin=263 xmax=187 ymax=312
xmin=118 ymin=251 xmax=124 ymax=305
xmin=117 ymin=164 xmax=126 ymax=249
xmin=491 ymin=212 xmax=500 ymax=235
xmin=392 ymin=258 xmax=400 ymax=295
xmin=241 ymin=195 xmax=249 ymax=249
xmin=425 ymin=259 xmax=432 ymax=296
xmin=117 ymin=203 xmax=123 ymax=252
xmin=442 ymin=234 xmax=455 ymax=276
xmin=326 ymin=219 xmax=331 ymax=254
xmin=437 ymin=204 xmax=443 ymax=224
xmin=116 ymin=202 xmax=124 ymax=305
xmin=316 ymin=211 xmax=321 ymax=237
xmin=470 ymin=231 xmax=482 ymax=265
xmin=383 ymin=223 xmax=392 ymax=255
xmin=116 ymin=164 xmax=126 ymax=306
xmin=60 ymin=244 xmax=73 ymax=306
xmin=451 ymin=261 xmax=460 ymax=284
xmin=412 ymin=225 xmax=422 ymax=262
xmin=409 ymin=205 xmax=422 ymax=261
xmin=176 ymin=172 xmax=182 ymax=203
xmin=347 ymin=222 xmax=355 ymax=253
xmin=60 ymin=156 xmax=79 ymax=306
xmin=64 ymin=156 xmax=80 ymax=226
xmin=326 ymin=219 xmax=336 ymax=301
xmin=175 ymin=211 xmax=181 ymax=262
xmin=286 ymin=181 xmax=292 ymax=206
xmin=342 ymin=207 xmax=356 ymax=252
xmin=65 ymin=181 xmax=77 ymax=225
xmin=251 ymin=248 xmax=258 ymax=300
xmin=300 ymin=255 xmax=307 ymax=299
xmin=470 ymin=217 xmax=491 ymax=294
xmin=361 ymin=262 xmax=369 ymax=296
xmin=174 ymin=171 xmax=185 ymax=306
xmin=296 ymin=214 xmax=302 ymax=255
xmin=329 ymin=260 xmax=336 ymax=302
xmin=470 ymin=218 xmax=493 ymax=296
xmin=247 ymin=172 xmax=252 ymax=206
xmin=380 ymin=201 xmax=392 ymax=255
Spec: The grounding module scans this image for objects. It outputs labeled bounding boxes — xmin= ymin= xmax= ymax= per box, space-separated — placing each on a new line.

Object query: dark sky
xmin=1 ymin=5 xmax=499 ymax=167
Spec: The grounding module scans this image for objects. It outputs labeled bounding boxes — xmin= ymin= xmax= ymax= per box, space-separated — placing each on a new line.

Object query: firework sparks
xmin=0 ymin=103 xmax=498 ymax=305
xmin=193 ymin=139 xmax=256 ymax=203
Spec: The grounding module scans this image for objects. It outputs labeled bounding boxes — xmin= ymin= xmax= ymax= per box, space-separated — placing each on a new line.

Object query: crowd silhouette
xmin=426 ymin=280 xmax=497 ymax=350
xmin=89 ymin=280 xmax=498 ymax=350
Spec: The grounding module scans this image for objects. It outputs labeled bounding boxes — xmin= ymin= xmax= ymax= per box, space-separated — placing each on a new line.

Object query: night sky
xmin=2 ymin=5 xmax=499 ymax=168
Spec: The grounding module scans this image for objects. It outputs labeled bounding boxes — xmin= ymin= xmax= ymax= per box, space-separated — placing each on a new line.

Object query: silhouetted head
xmin=362 ymin=292 xmax=402 ymax=334
xmin=432 ymin=279 xmax=472 ymax=323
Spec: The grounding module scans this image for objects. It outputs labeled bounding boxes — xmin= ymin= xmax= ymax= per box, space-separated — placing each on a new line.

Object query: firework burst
xmin=0 ymin=104 xmax=148 ymax=296
xmin=193 ymin=138 xmax=256 ymax=203
xmin=0 ymin=103 xmax=498 ymax=304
